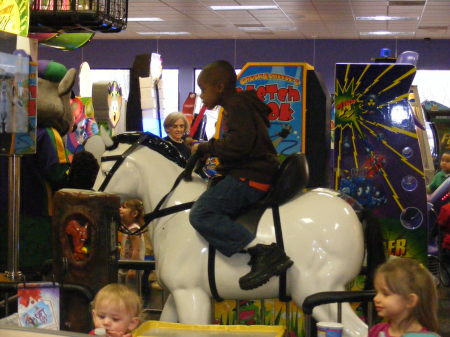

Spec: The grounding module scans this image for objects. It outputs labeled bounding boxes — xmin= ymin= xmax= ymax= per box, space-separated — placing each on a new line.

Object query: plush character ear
xmin=59 ymin=68 xmax=77 ymax=96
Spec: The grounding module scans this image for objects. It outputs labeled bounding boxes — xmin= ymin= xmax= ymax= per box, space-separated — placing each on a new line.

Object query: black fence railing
xmin=30 ymin=0 xmax=128 ymax=33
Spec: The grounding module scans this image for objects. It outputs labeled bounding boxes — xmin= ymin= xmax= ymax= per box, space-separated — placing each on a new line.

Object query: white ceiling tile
xmin=58 ymin=0 xmax=450 ymax=39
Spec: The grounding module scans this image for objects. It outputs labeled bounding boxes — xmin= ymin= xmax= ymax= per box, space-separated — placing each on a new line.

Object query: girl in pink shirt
xmin=369 ymin=258 xmax=439 ymax=337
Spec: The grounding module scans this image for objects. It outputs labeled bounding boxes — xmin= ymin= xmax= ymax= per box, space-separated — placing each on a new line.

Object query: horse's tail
xmin=360 ymin=208 xmax=387 ymax=289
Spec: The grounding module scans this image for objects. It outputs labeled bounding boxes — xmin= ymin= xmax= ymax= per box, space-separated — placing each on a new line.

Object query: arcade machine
xmin=421 ymin=101 xmax=450 ymax=281
xmin=213 ymin=62 xmax=330 ymax=337
xmin=423 ymin=100 xmax=450 ymax=167
xmin=408 ymin=86 xmax=435 ymax=185
xmin=332 ymin=58 xmax=428 ymax=267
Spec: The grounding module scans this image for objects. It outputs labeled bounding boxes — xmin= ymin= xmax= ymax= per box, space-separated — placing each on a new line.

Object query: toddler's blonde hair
xmin=92 ymin=283 xmax=143 ymax=322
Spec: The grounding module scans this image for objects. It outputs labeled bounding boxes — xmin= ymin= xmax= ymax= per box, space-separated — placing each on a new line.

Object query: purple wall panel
xmin=39 ymin=38 xmax=450 ymax=106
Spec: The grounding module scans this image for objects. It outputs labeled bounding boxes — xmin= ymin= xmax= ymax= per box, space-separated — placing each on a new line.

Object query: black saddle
xmin=235 ymin=152 xmax=310 ymax=234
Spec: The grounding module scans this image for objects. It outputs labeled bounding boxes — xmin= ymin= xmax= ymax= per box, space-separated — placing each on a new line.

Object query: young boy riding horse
xmin=190 ymin=60 xmax=293 ymax=290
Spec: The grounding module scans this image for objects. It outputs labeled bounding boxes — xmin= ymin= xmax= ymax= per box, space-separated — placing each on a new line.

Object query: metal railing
xmin=302 ymin=290 xmax=376 ymax=337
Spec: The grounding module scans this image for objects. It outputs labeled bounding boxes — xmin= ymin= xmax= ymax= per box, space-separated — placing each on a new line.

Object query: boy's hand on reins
xmin=182 ymin=151 xmax=203 ymax=181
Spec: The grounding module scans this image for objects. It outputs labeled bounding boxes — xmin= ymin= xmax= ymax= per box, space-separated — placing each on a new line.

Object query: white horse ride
xmin=88 ymin=131 xmax=374 ymax=337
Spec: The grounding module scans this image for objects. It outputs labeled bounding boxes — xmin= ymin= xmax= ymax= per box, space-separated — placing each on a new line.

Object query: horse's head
xmin=86 ymin=128 xmax=187 ymax=204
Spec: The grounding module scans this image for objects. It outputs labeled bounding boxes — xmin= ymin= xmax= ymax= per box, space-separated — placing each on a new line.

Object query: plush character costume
xmin=0 ymin=60 xmax=98 ymax=277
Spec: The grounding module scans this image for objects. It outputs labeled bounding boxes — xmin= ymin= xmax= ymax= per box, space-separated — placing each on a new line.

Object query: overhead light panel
xmin=238 ymin=27 xmax=271 ymax=32
xmin=360 ymin=31 xmax=415 ymax=36
xmin=137 ymin=31 xmax=190 ymax=35
xmin=210 ymin=5 xmax=278 ymax=11
xmin=356 ymin=16 xmax=418 ymax=21
xmin=389 ymin=1 xmax=425 ymax=6
xmin=128 ymin=17 xmax=164 ymax=22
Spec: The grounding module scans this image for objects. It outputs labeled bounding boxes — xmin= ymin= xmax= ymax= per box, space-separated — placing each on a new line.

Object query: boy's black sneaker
xmin=239 ymin=243 xmax=293 ymax=290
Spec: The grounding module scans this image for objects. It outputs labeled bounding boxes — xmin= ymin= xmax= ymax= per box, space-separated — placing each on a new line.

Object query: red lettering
xmin=255 ymin=86 xmax=266 ymax=101
xmin=287 ymin=86 xmax=300 ymax=101
xmin=265 ymin=84 xmax=278 ymax=100
xmin=267 ymin=102 xmax=279 ymax=121
xmin=278 ymin=88 xmax=288 ymax=101
xmin=279 ymin=103 xmax=294 ymax=121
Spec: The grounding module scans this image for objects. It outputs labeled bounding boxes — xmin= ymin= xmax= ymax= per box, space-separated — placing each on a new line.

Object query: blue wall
xmin=39 ymin=38 xmax=450 ymax=107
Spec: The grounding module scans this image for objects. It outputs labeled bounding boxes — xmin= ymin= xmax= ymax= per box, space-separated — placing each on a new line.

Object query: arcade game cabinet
xmin=235 ymin=62 xmax=331 ymax=188
xmin=333 ymin=62 xmax=428 ymax=264
xmin=422 ymin=100 xmax=450 ymax=167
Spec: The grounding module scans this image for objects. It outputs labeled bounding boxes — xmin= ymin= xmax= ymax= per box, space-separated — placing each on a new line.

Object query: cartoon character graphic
xmin=362 ymin=153 xmax=386 ymax=178
xmin=67 ymin=97 xmax=99 ymax=158
xmin=65 ymin=219 xmax=89 ymax=261
xmin=107 ymin=81 xmax=122 ymax=128
xmin=339 ymin=176 xmax=387 ymax=208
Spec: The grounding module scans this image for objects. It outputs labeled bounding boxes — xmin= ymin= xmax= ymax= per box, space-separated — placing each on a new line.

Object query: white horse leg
xmin=290 ymin=267 xmax=367 ymax=337
xmin=159 ymin=294 xmax=178 ymax=322
xmin=172 ymin=288 xmax=212 ymax=324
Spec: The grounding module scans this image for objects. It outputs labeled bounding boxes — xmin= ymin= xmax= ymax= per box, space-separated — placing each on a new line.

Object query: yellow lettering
xmin=395 ymin=239 xmax=407 ymax=256
xmin=387 ymin=240 xmax=396 ymax=255
xmin=386 ymin=239 xmax=407 ymax=256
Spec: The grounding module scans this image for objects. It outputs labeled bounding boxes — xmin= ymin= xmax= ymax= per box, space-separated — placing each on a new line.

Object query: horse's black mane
xmin=109 ymin=132 xmax=187 ymax=168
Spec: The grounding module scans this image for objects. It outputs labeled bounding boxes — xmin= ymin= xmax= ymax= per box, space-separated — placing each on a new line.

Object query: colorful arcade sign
xmin=333 ymin=63 xmax=428 ymax=263
xmin=236 ymin=62 xmax=313 ymax=156
xmin=0 ymin=32 xmax=37 ymax=155
xmin=0 ymin=0 xmax=29 ymax=37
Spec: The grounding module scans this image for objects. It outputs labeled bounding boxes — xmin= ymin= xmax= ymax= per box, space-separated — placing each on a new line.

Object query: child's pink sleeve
xmin=369 ymin=322 xmax=389 ymax=337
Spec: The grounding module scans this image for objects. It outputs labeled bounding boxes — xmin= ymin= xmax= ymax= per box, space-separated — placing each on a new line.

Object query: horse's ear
xmin=100 ymin=125 xmax=114 ymax=148
xmin=84 ymin=135 xmax=106 ymax=165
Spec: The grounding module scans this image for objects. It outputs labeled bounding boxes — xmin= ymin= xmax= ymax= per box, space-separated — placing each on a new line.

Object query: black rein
xmin=98 ymin=133 xmax=195 ymax=236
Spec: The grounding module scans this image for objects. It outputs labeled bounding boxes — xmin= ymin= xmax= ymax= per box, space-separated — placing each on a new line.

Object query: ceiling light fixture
xmin=360 ymin=31 xmax=415 ymax=36
xmin=128 ymin=17 xmax=164 ymax=22
xmin=238 ymin=27 xmax=271 ymax=31
xmin=210 ymin=5 xmax=278 ymax=11
xmin=137 ymin=31 xmax=190 ymax=35
xmin=356 ymin=16 xmax=418 ymax=21
xmin=389 ymin=1 xmax=425 ymax=6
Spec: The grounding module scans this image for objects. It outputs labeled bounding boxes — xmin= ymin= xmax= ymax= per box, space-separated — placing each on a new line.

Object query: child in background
xmin=118 ymin=199 xmax=146 ymax=293
xmin=91 ymin=283 xmax=142 ymax=337
xmin=427 ymin=150 xmax=450 ymax=194
xmin=369 ymin=258 xmax=438 ymax=337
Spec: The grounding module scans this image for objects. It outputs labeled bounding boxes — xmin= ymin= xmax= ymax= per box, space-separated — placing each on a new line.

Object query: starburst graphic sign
xmin=333 ymin=63 xmax=427 ymax=263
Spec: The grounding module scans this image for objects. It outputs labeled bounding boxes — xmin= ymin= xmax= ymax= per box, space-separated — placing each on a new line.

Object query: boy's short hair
xmin=199 ymin=60 xmax=237 ymax=91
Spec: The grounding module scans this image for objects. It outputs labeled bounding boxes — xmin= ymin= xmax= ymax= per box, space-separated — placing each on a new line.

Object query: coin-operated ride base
xmin=52 ymin=188 xmax=120 ymax=332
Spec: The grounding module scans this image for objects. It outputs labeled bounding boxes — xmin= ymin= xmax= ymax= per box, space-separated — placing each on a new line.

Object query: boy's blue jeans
xmin=189 ymin=175 xmax=267 ymax=257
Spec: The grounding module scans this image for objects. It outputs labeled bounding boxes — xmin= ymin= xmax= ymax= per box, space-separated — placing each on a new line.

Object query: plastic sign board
xmin=0 ymin=31 xmax=37 ymax=155
xmin=235 ymin=62 xmax=313 ymax=156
